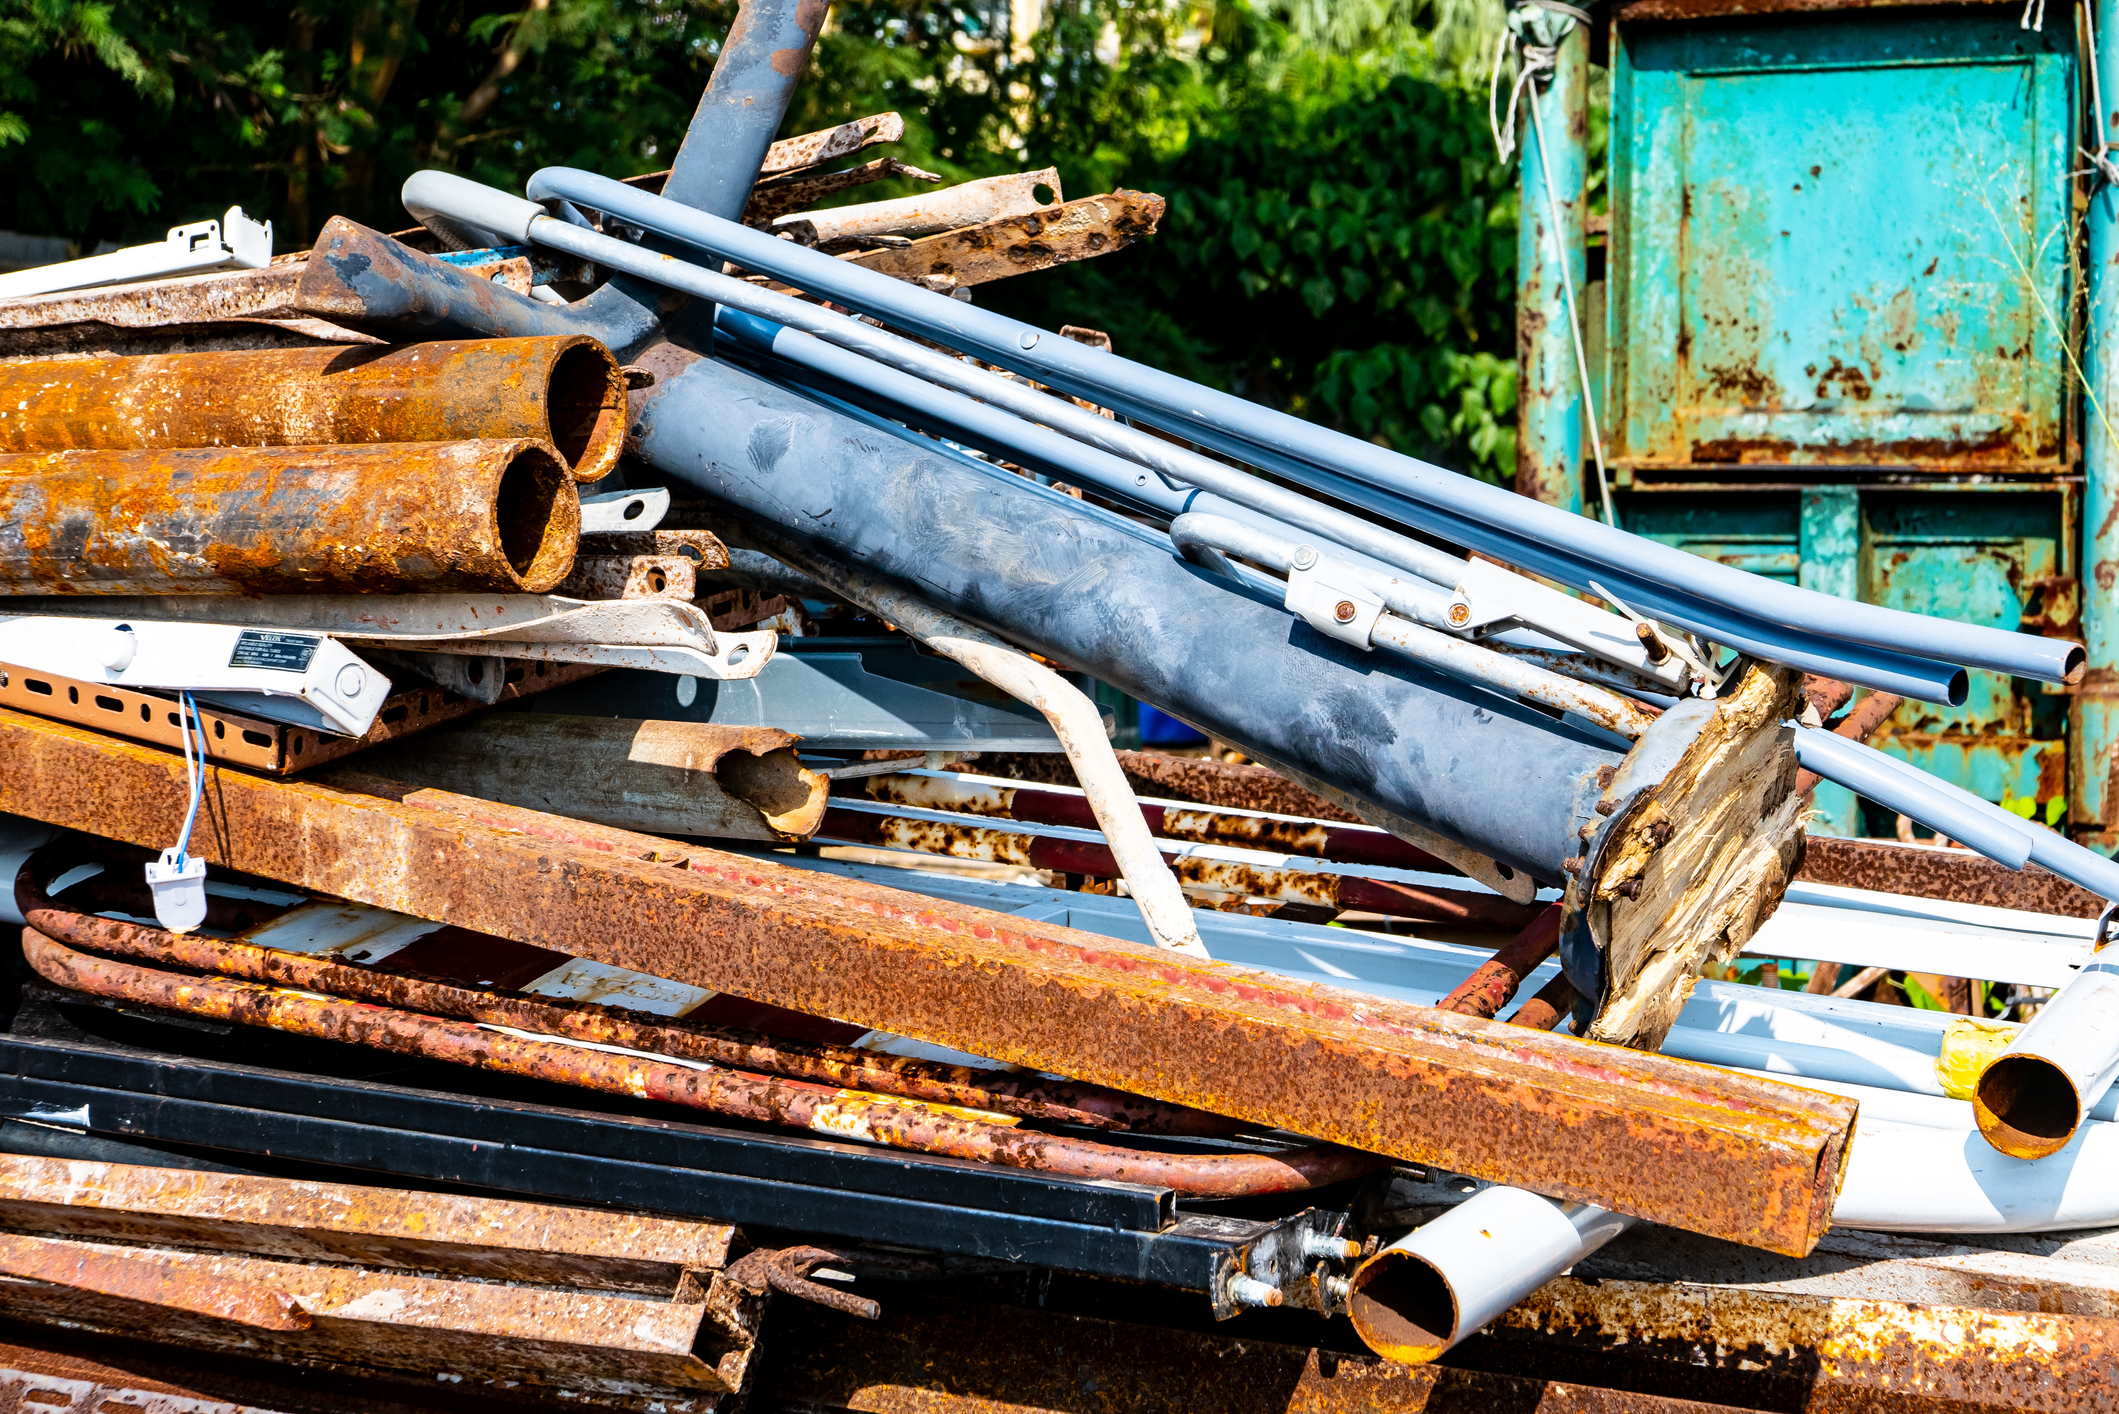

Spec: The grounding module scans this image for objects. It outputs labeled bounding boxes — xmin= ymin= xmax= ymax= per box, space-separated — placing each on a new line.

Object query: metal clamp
xmin=1285 ymin=557 xmax=1386 ymax=650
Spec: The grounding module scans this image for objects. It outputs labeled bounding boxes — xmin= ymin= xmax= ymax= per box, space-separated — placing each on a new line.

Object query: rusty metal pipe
xmin=21 ymin=930 xmax=1377 ymax=1198
xmin=0 ymin=439 xmax=580 ymax=595
xmin=1792 ymin=691 xmax=1904 ymax=794
xmin=19 ymin=848 xmax=1239 ymax=1138
xmin=0 ymin=337 xmax=626 ymax=483
xmin=1437 ymin=906 xmax=1564 ymax=1020
xmin=1505 ymin=973 xmax=1578 ymax=1032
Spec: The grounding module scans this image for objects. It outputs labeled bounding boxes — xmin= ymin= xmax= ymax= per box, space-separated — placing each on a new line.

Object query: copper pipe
xmin=0 ymin=439 xmax=579 ymax=595
xmin=1505 ymin=973 xmax=1577 ymax=1033
xmin=1793 ymin=692 xmax=1905 ymax=794
xmin=22 ymin=846 xmax=1238 ymax=1138
xmin=0 ymin=336 xmax=626 ymax=482
xmin=22 ymin=930 xmax=1379 ymax=1198
xmin=1438 ymin=906 xmax=1563 ymax=1020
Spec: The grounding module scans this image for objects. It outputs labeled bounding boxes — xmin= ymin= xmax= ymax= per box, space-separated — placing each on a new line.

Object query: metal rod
xmin=515 ymin=165 xmax=2083 ymax=689
xmin=22 ymin=929 xmax=1377 ymax=1197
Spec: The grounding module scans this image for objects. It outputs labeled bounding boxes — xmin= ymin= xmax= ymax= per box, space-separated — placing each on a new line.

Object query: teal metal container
xmin=1519 ymin=0 xmax=2098 ymax=843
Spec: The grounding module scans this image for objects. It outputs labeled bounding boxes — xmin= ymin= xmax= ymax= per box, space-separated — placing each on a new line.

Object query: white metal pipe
xmin=1347 ymin=1185 xmax=1636 ymax=1362
xmin=1972 ymin=956 xmax=2119 ymax=1159
xmin=743 ymin=534 xmax=1209 ymax=958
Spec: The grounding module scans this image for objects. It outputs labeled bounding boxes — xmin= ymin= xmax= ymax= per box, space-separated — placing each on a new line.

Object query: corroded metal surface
xmin=819 ymin=808 xmax=1538 ymax=928
xmin=0 ymin=1228 xmax=732 ymax=1397
xmin=723 ymin=1246 xmax=881 ymax=1321
xmin=0 ymin=440 xmax=579 ymax=595
xmin=1440 ymin=906 xmax=1564 ymax=1019
xmin=23 ymin=929 xmax=1374 ymax=1199
xmin=845 ymin=772 xmax=1447 ymax=871
xmin=555 ymin=552 xmax=697 ymax=600
xmin=0 ymin=337 xmax=625 ymax=483
xmin=0 ymin=265 xmax=305 ymax=331
xmin=625 ymin=112 xmax=908 ymax=195
xmin=0 ymin=1151 xmax=730 ymax=1293
xmin=25 ymin=856 xmax=1231 ymax=1134
xmin=759 ymin=1292 xmax=1770 ymax=1414
xmin=0 ymin=708 xmax=1857 ymax=1254
xmin=1489 ymin=1276 xmax=2119 ymax=1413
xmin=1798 ymin=833 xmax=2104 ymax=917
xmin=0 ymin=1233 xmax=308 ymax=1333
xmin=746 ymin=156 xmax=944 ymax=224
xmin=976 ymin=750 xmax=1367 ymax=825
xmin=836 ymin=192 xmax=1165 ymax=289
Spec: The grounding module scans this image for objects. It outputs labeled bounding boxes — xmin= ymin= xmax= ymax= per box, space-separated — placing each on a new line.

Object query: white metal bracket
xmin=0 ymin=207 xmax=273 ymax=301
xmin=1285 ymin=553 xmax=1387 ymax=650
xmin=1449 ymin=557 xmax=1692 ymax=692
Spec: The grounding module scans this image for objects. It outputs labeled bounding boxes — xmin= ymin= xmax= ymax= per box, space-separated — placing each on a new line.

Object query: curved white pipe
xmin=743 ymin=537 xmax=1209 ymax=958
xmin=1972 ymin=957 xmax=2119 ymax=1159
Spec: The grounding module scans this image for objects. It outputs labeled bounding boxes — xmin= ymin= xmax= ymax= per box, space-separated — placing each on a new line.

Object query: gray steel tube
xmin=662 ymin=0 xmax=827 ymax=220
xmin=521 ymin=166 xmax=2077 ymax=689
xmin=631 ymin=351 xmax=1624 ymax=882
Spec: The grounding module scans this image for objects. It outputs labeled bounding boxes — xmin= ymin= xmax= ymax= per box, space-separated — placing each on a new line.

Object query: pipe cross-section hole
xmin=492 ymin=444 xmax=574 ymax=583
xmin=1975 ymin=1053 xmax=2081 ymax=1159
xmin=544 ymin=341 xmax=626 ymax=480
xmin=1348 ymin=1250 xmax=1457 ymax=1365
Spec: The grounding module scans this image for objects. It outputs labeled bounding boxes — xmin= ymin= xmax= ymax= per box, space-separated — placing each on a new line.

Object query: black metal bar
xmin=0 ymin=1034 xmax=1298 ymax=1292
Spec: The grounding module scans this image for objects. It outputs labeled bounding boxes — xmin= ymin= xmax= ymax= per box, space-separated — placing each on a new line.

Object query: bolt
xmin=1291 ymin=545 xmax=1319 ymax=570
xmin=1303 ymin=1232 xmax=1362 ymax=1262
xmin=1018 ymin=331 xmax=1041 ymax=350
xmin=1333 ymin=600 xmax=1358 ymax=624
xmin=1227 ymin=1276 xmax=1282 ymax=1309
xmin=1447 ymin=601 xmax=1472 ymax=627
xmin=1323 ymin=1275 xmax=1353 ymax=1305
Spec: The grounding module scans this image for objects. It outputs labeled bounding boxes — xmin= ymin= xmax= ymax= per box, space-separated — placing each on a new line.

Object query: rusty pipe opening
xmin=1974 ymin=1053 xmax=2081 ymax=1160
xmin=546 ymin=340 xmax=628 ymax=482
xmin=1347 ymin=1248 xmax=1457 ymax=1365
xmin=493 ymin=442 xmax=577 ymax=584
xmin=715 ymin=746 xmax=829 ymax=836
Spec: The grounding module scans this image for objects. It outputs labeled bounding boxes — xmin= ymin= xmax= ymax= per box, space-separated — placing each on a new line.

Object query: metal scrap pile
xmin=0 ymin=2 xmax=2111 ymax=1410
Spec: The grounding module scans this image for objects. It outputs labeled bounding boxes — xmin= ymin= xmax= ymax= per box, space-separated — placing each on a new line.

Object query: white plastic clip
xmin=147 ymin=691 xmax=211 ymax=933
xmin=1285 ymin=554 xmax=1386 ymax=649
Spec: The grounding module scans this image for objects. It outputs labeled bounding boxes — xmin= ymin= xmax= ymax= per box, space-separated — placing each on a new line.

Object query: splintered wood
xmin=1585 ymin=663 xmax=1806 ymax=1050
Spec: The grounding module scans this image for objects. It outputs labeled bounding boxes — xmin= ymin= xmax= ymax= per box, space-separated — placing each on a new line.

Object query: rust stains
xmin=0 ymin=706 xmax=1859 ymax=1255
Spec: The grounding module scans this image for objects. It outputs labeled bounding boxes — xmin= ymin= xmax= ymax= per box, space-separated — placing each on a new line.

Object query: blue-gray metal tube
xmin=632 ymin=351 xmax=1625 ymax=882
xmin=662 ymin=0 xmax=827 ymax=220
xmin=523 ymin=166 xmax=2080 ymax=688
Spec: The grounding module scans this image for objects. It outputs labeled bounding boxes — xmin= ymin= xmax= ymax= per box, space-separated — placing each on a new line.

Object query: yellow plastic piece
xmin=1935 ymin=1016 xmax=2021 ymax=1101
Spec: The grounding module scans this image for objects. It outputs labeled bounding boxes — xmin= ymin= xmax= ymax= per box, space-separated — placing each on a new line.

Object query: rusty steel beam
xmin=1481 ymin=1276 xmax=2119 ymax=1414
xmin=758 ymin=1292 xmax=1771 ymax=1414
xmin=0 ymin=440 xmax=579 ymax=596
xmin=0 ymin=707 xmax=1856 ymax=1255
xmin=0 ymin=1228 xmax=744 ymax=1398
xmin=25 ymin=931 xmax=1375 ymax=1199
xmin=0 ymin=337 xmax=625 ymax=483
xmin=624 ymin=112 xmax=909 ymax=196
xmin=1798 ymin=833 xmax=2104 ymax=918
xmin=23 ymin=855 xmax=1238 ymax=1136
xmin=0 ymin=1232 xmax=309 ymax=1333
xmin=0 ymin=1151 xmax=730 ymax=1293
xmin=840 ymin=771 xmax=1450 ymax=872
xmin=819 ymin=807 xmax=1543 ymax=929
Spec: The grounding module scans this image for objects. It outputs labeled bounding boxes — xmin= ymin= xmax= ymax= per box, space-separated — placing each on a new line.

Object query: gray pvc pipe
xmin=519 ymin=166 xmax=2081 ymax=688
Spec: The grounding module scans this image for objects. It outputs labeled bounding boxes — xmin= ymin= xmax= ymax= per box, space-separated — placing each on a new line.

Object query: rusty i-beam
xmin=0 ymin=708 xmax=1854 ymax=1256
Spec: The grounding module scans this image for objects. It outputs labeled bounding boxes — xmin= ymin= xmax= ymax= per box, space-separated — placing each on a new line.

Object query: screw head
xmin=1447 ymin=602 xmax=1472 ymax=627
xmin=1291 ymin=545 xmax=1319 ymax=570
xmin=1333 ymin=600 xmax=1358 ymax=624
xmin=1018 ymin=331 xmax=1041 ymax=350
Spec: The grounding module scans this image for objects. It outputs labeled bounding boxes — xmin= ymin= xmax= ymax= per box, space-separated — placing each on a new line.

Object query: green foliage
xmin=0 ymin=0 xmax=1519 ymax=481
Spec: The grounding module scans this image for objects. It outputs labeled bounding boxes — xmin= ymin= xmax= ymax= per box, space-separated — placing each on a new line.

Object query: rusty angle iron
xmin=0 ymin=707 xmax=1857 ymax=1254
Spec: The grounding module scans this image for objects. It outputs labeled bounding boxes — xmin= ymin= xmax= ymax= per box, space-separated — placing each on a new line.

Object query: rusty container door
xmin=1577 ymin=0 xmax=2081 ymax=839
